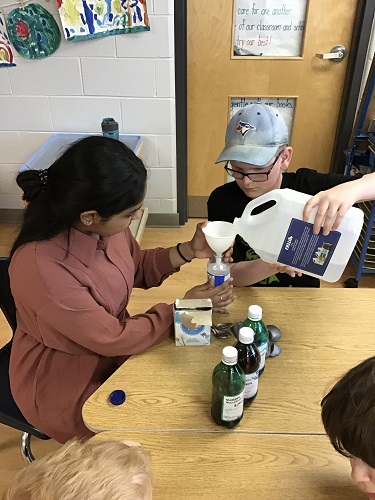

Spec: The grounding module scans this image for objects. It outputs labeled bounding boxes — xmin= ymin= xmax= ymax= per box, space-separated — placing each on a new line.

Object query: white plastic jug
xmin=232 ymin=188 xmax=364 ymax=283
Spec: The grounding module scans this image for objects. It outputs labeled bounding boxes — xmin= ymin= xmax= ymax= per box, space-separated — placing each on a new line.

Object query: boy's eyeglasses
xmin=224 ymin=149 xmax=284 ymax=182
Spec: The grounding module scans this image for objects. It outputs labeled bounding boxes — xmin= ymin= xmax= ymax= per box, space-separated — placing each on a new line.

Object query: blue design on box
xmin=277 ymin=218 xmax=341 ymax=277
xmin=176 ymin=312 xmax=205 ymax=335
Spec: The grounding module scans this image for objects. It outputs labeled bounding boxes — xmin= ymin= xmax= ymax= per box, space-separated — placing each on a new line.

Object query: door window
xmin=233 ymin=0 xmax=308 ymax=57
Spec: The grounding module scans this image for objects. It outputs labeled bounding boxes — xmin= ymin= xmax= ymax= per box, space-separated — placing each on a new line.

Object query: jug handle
xmin=233 ymin=190 xmax=283 ymax=236
xmin=240 ymin=189 xmax=283 ymax=219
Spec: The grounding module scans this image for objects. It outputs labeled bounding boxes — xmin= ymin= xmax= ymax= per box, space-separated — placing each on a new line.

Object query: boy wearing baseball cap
xmin=208 ymin=103 xmax=361 ymax=287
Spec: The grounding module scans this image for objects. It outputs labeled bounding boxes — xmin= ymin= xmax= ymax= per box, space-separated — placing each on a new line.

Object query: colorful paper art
xmin=6 ymin=4 xmax=61 ymax=59
xmin=56 ymin=0 xmax=150 ymax=41
xmin=0 ymin=10 xmax=16 ymax=67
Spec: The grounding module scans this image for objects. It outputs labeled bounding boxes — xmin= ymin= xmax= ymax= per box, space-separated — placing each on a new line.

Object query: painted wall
xmin=0 ymin=0 xmax=176 ymax=216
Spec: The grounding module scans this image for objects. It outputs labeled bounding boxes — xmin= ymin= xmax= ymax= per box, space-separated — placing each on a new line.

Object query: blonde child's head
xmin=3 ymin=438 xmax=152 ymax=500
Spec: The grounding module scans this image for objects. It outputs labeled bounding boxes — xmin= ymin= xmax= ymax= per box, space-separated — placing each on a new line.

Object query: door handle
xmin=316 ymin=45 xmax=346 ymax=62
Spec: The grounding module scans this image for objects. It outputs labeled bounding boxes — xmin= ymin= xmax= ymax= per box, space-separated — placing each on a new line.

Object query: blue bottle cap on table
xmin=109 ymin=389 xmax=126 ymax=405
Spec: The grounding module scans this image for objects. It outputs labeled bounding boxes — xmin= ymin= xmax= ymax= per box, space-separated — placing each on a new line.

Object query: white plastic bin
xmin=19 ymin=133 xmax=143 ymax=172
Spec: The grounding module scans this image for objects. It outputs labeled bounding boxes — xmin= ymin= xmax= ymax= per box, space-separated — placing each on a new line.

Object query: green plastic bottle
xmin=234 ymin=326 xmax=260 ymax=405
xmin=238 ymin=305 xmax=268 ymax=375
xmin=211 ymin=346 xmax=245 ymax=428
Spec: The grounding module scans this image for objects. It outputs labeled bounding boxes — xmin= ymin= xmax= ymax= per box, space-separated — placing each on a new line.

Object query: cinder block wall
xmin=0 ymin=0 xmax=176 ymax=219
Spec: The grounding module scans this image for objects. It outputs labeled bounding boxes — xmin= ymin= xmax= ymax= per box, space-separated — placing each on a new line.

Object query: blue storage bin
xmin=20 ymin=133 xmax=143 ymax=172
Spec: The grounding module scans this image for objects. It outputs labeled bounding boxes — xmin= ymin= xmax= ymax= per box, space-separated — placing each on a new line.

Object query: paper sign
xmin=230 ymin=96 xmax=295 ymax=137
xmin=233 ymin=0 xmax=307 ymax=56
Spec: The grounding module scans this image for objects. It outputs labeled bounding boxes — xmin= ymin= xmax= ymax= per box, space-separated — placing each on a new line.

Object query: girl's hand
xmin=188 ymin=222 xmax=234 ymax=261
xmin=184 ymin=278 xmax=236 ymax=313
xmin=188 ymin=221 xmax=215 ymax=259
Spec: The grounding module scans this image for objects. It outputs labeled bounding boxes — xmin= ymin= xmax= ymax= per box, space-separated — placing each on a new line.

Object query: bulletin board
xmin=232 ymin=0 xmax=308 ymax=57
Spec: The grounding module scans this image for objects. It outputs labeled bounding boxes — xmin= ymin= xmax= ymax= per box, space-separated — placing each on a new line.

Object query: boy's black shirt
xmin=207 ymin=168 xmax=361 ymax=288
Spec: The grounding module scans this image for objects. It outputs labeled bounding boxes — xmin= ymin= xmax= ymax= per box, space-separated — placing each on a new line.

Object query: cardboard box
xmin=174 ymin=299 xmax=212 ymax=346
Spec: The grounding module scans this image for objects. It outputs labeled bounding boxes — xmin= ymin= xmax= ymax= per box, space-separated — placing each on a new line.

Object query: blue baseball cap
xmin=215 ymin=104 xmax=289 ymax=167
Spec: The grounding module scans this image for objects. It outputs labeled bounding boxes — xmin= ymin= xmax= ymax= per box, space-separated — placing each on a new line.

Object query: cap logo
xmin=236 ymin=120 xmax=256 ymax=137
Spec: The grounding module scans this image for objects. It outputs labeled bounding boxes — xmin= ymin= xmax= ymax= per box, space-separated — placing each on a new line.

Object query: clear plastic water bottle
xmin=101 ymin=117 xmax=119 ymax=140
xmin=238 ymin=305 xmax=268 ymax=376
xmin=207 ymin=253 xmax=230 ymax=287
xmin=211 ymin=346 xmax=245 ymax=428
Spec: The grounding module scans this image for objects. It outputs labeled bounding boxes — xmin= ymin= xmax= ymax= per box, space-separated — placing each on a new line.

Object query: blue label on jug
xmin=277 ymin=218 xmax=341 ymax=276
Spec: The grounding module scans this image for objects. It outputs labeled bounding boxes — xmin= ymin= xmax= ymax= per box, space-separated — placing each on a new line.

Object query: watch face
xmin=7 ymin=4 xmax=61 ymax=59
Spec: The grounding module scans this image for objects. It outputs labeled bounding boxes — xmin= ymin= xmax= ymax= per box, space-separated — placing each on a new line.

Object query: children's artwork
xmin=57 ymin=0 xmax=150 ymax=42
xmin=6 ymin=4 xmax=61 ymax=59
xmin=0 ymin=10 xmax=16 ymax=67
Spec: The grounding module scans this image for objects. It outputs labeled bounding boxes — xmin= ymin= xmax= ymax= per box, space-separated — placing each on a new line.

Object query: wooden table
xmin=83 ymin=288 xmax=375 ymax=435
xmin=91 ymin=430 xmax=363 ymax=500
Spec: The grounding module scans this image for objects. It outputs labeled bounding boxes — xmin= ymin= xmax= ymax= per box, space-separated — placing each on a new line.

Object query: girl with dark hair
xmin=9 ymin=136 xmax=234 ymax=443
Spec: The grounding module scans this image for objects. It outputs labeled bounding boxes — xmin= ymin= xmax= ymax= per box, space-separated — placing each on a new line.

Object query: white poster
xmin=230 ymin=97 xmax=295 ymax=138
xmin=233 ymin=0 xmax=307 ymax=56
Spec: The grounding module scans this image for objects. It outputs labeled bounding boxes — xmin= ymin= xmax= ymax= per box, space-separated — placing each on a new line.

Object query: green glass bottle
xmin=234 ymin=326 xmax=260 ymax=405
xmin=238 ymin=305 xmax=268 ymax=375
xmin=211 ymin=346 xmax=245 ymax=428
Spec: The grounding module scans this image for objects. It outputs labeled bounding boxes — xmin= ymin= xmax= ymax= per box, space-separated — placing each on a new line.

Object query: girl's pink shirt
xmin=9 ymin=227 xmax=177 ymax=443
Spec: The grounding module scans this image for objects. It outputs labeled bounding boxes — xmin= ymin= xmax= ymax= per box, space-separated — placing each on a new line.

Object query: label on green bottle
xmin=258 ymin=343 xmax=267 ymax=371
xmin=244 ymin=372 xmax=259 ymax=398
xmin=221 ymin=390 xmax=244 ymax=421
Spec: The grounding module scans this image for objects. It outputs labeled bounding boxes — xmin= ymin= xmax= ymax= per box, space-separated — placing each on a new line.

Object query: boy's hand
xmin=303 ymin=185 xmax=358 ymax=235
xmin=222 ymin=245 xmax=234 ymax=263
xmin=269 ymin=263 xmax=302 ymax=278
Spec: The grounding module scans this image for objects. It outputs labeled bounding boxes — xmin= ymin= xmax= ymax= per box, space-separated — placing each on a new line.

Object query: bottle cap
xmin=248 ymin=304 xmax=262 ymax=321
xmin=109 ymin=389 xmax=126 ymax=405
xmin=222 ymin=346 xmax=238 ymax=365
xmin=101 ymin=117 xmax=119 ymax=131
xmin=239 ymin=326 xmax=254 ymax=344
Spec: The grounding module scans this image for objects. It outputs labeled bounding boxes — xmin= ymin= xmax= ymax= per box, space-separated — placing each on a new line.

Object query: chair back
xmin=0 ymin=256 xmax=50 ymax=441
xmin=0 ymin=257 xmax=16 ymax=332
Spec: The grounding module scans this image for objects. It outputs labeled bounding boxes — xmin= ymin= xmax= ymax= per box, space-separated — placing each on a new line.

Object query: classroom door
xmin=187 ymin=0 xmax=359 ymax=216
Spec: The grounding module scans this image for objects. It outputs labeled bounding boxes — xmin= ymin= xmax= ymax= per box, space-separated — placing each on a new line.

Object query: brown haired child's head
xmin=321 ymin=356 xmax=375 ymax=497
